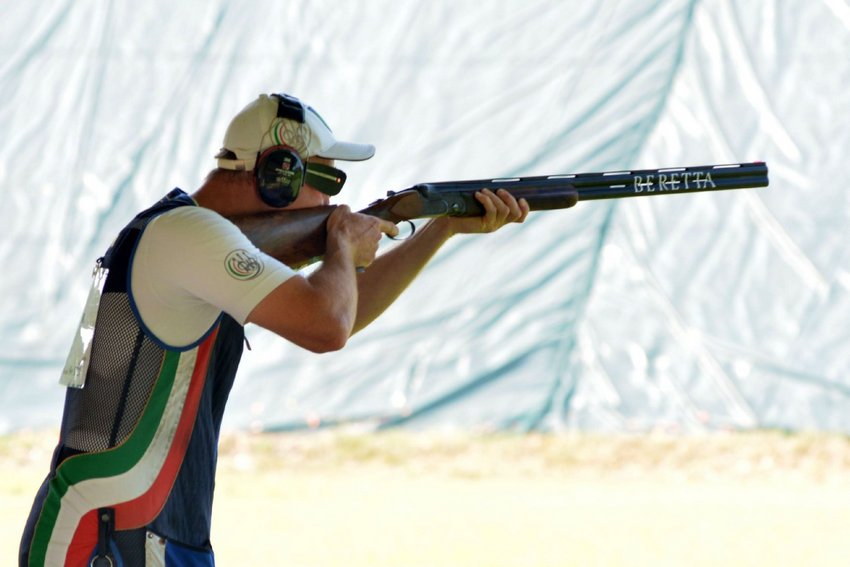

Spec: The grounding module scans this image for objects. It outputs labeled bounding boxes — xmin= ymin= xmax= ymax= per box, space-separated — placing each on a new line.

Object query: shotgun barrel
xmin=409 ymin=162 xmax=768 ymax=203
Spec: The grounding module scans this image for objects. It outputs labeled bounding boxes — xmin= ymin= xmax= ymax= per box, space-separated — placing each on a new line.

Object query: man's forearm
xmin=304 ymin=237 xmax=359 ymax=340
xmin=351 ymin=218 xmax=454 ymax=334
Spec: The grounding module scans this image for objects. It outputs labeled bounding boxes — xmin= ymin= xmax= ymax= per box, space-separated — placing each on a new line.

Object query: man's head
xmin=216 ymin=93 xmax=374 ymax=208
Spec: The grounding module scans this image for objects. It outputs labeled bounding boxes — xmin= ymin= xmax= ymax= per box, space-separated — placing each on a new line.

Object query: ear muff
xmin=255 ymin=145 xmax=304 ymax=208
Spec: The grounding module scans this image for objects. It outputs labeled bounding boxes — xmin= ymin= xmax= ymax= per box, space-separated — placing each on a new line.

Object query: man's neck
xmin=192 ymin=169 xmax=258 ymax=216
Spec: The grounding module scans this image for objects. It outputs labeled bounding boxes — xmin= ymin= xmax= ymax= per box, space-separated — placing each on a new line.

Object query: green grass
xmin=4 ymin=430 xmax=850 ymax=566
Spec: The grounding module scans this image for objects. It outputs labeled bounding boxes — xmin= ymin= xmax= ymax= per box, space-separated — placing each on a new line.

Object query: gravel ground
xmin=4 ymin=429 xmax=850 ymax=566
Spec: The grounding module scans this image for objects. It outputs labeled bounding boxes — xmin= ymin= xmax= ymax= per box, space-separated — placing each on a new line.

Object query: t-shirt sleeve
xmin=131 ymin=206 xmax=296 ymax=346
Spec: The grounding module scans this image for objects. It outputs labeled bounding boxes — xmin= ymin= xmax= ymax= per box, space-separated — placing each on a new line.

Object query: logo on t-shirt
xmin=224 ymin=249 xmax=264 ymax=280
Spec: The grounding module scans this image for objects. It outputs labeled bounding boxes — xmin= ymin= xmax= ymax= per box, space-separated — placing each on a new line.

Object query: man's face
xmin=287 ymin=156 xmax=336 ymax=209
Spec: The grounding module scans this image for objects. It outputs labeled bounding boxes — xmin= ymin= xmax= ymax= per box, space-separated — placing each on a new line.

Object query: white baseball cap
xmin=216 ymin=93 xmax=375 ymax=170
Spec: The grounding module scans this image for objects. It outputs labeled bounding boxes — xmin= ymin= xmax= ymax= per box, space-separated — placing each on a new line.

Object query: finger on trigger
xmin=380 ymin=219 xmax=399 ymax=238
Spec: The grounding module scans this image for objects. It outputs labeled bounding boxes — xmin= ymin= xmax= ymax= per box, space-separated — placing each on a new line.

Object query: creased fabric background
xmin=1 ymin=0 xmax=847 ymax=434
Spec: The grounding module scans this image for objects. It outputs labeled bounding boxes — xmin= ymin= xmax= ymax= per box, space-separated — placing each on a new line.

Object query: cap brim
xmin=318 ymin=141 xmax=376 ymax=162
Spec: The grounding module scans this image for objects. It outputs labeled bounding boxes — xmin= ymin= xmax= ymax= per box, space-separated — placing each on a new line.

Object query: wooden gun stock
xmin=228 ymin=206 xmax=337 ymax=269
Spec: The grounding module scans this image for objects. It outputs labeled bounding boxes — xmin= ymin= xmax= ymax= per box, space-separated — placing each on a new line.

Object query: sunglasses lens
xmin=305 ymin=163 xmax=347 ymax=196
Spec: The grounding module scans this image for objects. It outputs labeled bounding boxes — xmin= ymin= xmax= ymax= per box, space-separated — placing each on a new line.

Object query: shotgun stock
xmin=229 ymin=162 xmax=768 ymax=268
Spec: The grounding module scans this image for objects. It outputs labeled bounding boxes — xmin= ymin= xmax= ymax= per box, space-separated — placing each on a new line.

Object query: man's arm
xmin=352 ymin=189 xmax=529 ymax=334
xmin=247 ymin=205 xmax=396 ymax=352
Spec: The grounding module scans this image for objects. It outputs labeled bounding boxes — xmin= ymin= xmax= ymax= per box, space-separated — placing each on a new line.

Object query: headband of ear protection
xmin=254 ymin=94 xmax=347 ymax=208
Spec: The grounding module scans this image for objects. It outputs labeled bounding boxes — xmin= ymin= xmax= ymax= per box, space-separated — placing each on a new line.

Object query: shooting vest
xmin=21 ymin=190 xmax=245 ymax=567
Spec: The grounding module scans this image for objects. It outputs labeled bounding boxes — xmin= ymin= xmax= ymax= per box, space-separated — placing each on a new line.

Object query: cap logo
xmin=271 ymin=119 xmax=313 ymax=157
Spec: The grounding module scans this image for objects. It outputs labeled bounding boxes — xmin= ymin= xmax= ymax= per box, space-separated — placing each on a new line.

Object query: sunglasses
xmin=305 ymin=162 xmax=347 ymax=196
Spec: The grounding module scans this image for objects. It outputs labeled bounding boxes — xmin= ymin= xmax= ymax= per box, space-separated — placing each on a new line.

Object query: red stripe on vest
xmin=115 ymin=327 xmax=219 ymax=529
xmin=60 ymin=327 xmax=219 ymax=563
xmin=65 ymin=509 xmax=98 ymax=567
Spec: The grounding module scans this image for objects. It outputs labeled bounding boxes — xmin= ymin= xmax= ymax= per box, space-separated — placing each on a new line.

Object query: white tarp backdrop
xmin=1 ymin=1 xmax=848 ymax=434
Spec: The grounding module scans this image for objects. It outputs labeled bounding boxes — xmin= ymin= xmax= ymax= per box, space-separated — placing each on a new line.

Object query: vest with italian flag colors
xmin=21 ymin=189 xmax=245 ymax=566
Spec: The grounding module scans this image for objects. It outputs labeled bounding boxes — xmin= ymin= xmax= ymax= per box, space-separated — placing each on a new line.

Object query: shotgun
xmin=229 ymin=161 xmax=769 ymax=268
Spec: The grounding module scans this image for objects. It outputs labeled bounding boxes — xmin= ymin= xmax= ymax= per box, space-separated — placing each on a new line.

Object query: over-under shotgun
xmin=230 ymin=161 xmax=769 ymax=268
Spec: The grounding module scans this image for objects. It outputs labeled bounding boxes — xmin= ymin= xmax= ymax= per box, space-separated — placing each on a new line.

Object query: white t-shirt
xmin=130 ymin=206 xmax=295 ymax=348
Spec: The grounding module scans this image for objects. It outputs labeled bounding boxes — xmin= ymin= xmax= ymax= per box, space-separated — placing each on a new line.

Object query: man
xmin=20 ymin=93 xmax=528 ymax=566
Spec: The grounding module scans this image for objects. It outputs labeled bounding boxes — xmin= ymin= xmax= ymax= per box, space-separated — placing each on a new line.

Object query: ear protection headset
xmin=254 ymin=94 xmax=347 ymax=208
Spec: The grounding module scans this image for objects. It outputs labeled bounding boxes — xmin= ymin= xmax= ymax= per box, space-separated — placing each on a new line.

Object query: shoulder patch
xmin=224 ymin=249 xmax=264 ymax=280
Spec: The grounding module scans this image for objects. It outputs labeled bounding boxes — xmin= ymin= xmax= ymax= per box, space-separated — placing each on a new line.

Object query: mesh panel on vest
xmin=113 ymin=528 xmax=148 ymax=567
xmin=61 ymin=292 xmax=165 ymax=453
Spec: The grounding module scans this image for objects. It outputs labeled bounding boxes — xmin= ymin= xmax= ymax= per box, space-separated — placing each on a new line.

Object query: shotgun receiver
xmin=230 ymin=162 xmax=769 ymax=268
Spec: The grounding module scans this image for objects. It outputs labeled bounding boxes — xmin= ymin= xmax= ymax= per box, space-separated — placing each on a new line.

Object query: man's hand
xmin=326 ymin=205 xmax=399 ymax=269
xmin=435 ymin=189 xmax=530 ymax=236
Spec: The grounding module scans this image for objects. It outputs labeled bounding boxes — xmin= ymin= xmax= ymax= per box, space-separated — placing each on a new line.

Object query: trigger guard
xmin=387 ymin=220 xmax=416 ymax=241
